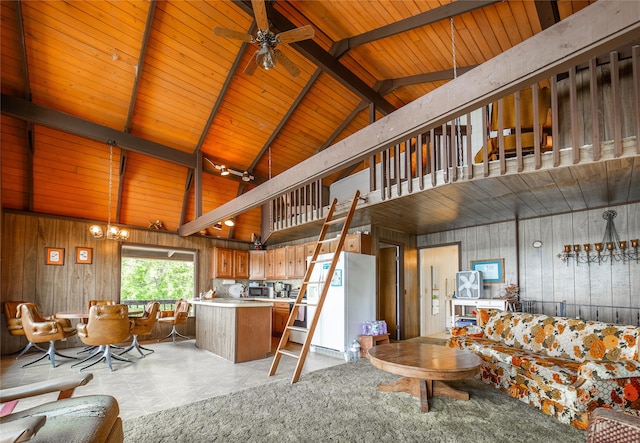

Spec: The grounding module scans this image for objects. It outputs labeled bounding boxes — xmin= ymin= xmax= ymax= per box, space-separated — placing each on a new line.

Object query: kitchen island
xmin=190 ymin=298 xmax=274 ymax=363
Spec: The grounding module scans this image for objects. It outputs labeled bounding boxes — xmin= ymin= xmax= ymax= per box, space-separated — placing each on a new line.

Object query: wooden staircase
xmin=268 ymin=190 xmax=361 ymax=383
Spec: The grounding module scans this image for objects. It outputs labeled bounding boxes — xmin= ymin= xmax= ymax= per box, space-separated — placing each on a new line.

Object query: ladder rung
xmin=286 ymin=326 xmax=308 ymax=333
xmin=326 ymin=216 xmax=347 ymax=225
xmin=310 ymin=257 xmax=333 ymax=264
xmin=306 ymin=280 xmax=325 ymax=285
xmin=318 ymin=238 xmax=334 ymax=244
xmin=294 ymin=302 xmax=311 ymax=307
xmin=278 ymin=348 xmax=301 ymax=359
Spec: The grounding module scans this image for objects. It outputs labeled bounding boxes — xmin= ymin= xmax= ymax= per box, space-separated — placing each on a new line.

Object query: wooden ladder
xmin=268 ymin=190 xmax=361 ymax=383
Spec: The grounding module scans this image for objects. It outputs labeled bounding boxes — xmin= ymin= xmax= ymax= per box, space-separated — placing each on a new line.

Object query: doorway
xmin=379 ymin=242 xmax=401 ymax=340
xmin=419 ymin=244 xmax=460 ymax=336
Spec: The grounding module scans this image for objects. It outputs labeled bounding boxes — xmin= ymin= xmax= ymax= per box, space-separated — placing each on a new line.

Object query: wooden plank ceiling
xmin=1 ymin=0 xmax=598 ymax=242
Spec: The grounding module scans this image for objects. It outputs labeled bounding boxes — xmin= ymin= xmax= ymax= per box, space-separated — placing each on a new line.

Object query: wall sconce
xmin=558 ymin=210 xmax=638 ymax=265
xmin=204 ymin=158 xmax=254 ymax=181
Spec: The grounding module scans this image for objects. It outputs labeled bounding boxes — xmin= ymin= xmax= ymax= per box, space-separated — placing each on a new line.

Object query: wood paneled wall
xmin=418 ymin=220 xmax=519 ymax=299
xmin=1 ymin=210 xmax=249 ymax=353
xmin=518 ymin=202 xmax=640 ymax=325
xmin=418 ymin=202 xmax=640 ymax=326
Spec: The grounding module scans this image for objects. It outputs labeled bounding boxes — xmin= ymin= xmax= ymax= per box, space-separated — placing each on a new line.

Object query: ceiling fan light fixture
xmin=242 ymin=171 xmax=251 ymax=181
xmin=220 ymin=166 xmax=230 ymax=176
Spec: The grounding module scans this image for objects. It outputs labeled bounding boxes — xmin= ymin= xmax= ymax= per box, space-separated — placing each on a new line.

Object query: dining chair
xmin=3 ymin=301 xmax=48 ymax=359
xmin=75 ymin=304 xmax=133 ymax=372
xmin=158 ymin=299 xmax=191 ymax=343
xmin=17 ymin=303 xmax=77 ymax=368
xmin=120 ymin=301 xmax=159 ymax=357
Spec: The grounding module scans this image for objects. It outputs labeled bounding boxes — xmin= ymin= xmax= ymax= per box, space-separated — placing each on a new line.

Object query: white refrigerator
xmin=306 ymin=251 xmax=376 ymax=353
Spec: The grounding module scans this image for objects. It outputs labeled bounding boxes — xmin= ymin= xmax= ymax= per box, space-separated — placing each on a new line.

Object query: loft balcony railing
xmin=265 ymin=46 xmax=640 ymax=236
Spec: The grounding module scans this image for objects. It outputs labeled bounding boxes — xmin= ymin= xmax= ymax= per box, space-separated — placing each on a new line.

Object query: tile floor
xmin=0 ymin=337 xmax=345 ymax=420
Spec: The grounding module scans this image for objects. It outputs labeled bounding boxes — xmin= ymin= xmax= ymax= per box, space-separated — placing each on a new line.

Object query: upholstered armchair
xmin=17 ymin=303 xmax=77 ymax=368
xmin=158 ymin=299 xmax=191 ymax=343
xmin=120 ymin=301 xmax=159 ymax=357
xmin=3 ymin=301 xmax=47 ymax=359
xmin=75 ymin=304 xmax=133 ymax=372
xmin=0 ymin=373 xmax=123 ymax=443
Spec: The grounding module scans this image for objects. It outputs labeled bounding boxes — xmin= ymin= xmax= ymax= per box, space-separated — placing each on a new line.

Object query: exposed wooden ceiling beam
xmin=178 ymin=0 xmax=640 ymax=237
xmin=332 ymin=0 xmax=500 ymax=57
xmin=1 ymin=94 xmax=196 ymax=168
xmin=535 ymin=0 xmax=561 ymax=31
xmin=376 ymin=66 xmax=477 ymax=95
xmin=124 ymin=0 xmax=156 ymax=133
xmin=251 ymin=68 xmax=323 ymax=172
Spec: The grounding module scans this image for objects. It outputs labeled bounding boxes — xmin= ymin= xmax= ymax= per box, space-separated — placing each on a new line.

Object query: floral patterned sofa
xmin=448 ymin=309 xmax=640 ymax=430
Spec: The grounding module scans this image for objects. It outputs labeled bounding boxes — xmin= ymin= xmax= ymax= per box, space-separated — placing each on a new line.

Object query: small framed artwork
xmin=45 ymin=247 xmax=65 ymax=266
xmin=75 ymin=247 xmax=93 ymax=264
xmin=470 ymin=258 xmax=505 ymax=284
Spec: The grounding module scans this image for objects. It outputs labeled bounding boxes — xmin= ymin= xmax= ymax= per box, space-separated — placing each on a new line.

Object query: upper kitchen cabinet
xmin=211 ymin=248 xmax=251 ymax=279
xmin=234 ymin=250 xmax=250 ymax=280
xmin=344 ymin=233 xmax=372 ymax=254
xmin=212 ymin=247 xmax=234 ymax=279
xmin=265 ymin=249 xmax=275 ymax=280
xmin=249 ymin=250 xmax=266 ymax=280
xmin=273 ymin=248 xmax=287 ymax=280
xmin=285 ymin=244 xmax=307 ymax=279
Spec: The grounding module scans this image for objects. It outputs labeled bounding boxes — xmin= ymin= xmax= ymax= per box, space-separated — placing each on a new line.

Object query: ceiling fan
xmin=213 ymin=0 xmax=314 ymax=78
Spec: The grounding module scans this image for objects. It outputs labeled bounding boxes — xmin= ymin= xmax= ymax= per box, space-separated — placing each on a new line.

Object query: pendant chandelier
xmin=89 ymin=141 xmax=129 ymax=241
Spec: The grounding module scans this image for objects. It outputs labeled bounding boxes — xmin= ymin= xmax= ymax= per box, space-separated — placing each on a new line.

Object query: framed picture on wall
xmin=470 ymin=258 xmax=504 ymax=284
xmin=45 ymin=247 xmax=65 ymax=266
xmin=75 ymin=247 xmax=93 ymax=264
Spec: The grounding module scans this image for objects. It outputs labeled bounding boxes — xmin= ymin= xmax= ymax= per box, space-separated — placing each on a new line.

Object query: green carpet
xmin=123 ymin=358 xmax=585 ymax=442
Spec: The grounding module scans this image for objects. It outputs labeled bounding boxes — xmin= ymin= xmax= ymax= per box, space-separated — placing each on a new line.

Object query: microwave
xmin=248 ymin=286 xmax=269 ymax=297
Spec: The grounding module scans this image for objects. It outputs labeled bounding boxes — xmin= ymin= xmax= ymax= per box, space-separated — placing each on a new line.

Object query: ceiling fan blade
xmin=251 ymin=0 xmax=269 ymax=31
xmin=213 ymin=27 xmax=253 ymax=42
xmin=273 ymin=50 xmax=300 ymax=78
xmin=276 ymin=25 xmax=314 ymax=44
xmin=243 ymin=52 xmax=259 ymax=76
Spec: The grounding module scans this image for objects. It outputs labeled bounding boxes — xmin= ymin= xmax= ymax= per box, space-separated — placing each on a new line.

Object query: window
xmin=120 ymin=245 xmax=196 ymax=311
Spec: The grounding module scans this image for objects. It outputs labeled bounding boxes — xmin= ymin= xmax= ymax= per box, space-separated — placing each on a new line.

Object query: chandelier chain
xmin=108 ymin=141 xmax=114 ymax=227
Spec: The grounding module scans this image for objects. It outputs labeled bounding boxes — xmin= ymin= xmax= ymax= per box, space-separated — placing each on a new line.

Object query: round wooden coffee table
xmin=368 ymin=342 xmax=481 ymax=413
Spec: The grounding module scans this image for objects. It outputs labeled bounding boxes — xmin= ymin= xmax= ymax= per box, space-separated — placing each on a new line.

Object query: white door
xmin=419 ymin=244 xmax=459 ymax=336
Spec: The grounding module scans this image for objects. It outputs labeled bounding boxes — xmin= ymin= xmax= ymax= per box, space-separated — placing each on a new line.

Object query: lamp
xmin=224 ymin=219 xmax=235 ymax=227
xmin=204 ymin=158 xmax=254 ymax=181
xmin=557 ymin=210 xmax=638 ymax=265
xmin=89 ymin=141 xmax=129 ymax=241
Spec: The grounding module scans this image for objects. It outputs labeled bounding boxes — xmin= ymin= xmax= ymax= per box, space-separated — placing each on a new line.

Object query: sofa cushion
xmin=483 ymin=311 xmax=640 ymax=362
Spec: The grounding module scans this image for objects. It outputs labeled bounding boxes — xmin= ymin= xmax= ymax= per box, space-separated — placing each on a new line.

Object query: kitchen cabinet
xmin=274 ymin=247 xmax=287 ymax=279
xmin=212 ymin=248 xmax=251 ymax=279
xmin=265 ymin=249 xmax=275 ymax=280
xmin=285 ymin=244 xmax=307 ymax=279
xmin=249 ymin=250 xmax=266 ymax=280
xmin=212 ymin=248 xmax=234 ymax=278
xmin=294 ymin=244 xmax=307 ymax=277
xmin=344 ymin=233 xmax=372 ymax=254
xmin=234 ymin=250 xmax=250 ymax=279
xmin=272 ymin=302 xmax=290 ymax=336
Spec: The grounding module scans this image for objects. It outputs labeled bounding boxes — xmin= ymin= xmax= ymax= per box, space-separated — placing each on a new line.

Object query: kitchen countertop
xmin=189 ymin=297 xmax=297 ymax=307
